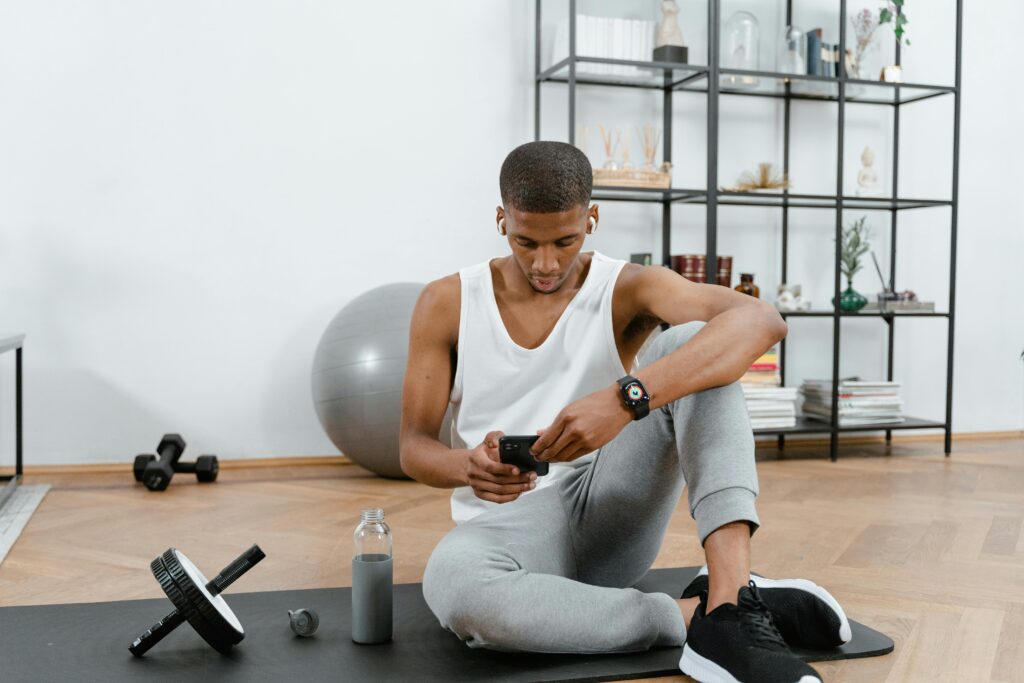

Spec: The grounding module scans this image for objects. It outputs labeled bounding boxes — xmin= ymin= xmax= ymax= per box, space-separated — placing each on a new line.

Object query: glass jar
xmin=735 ymin=273 xmax=760 ymax=298
xmin=722 ymin=11 xmax=760 ymax=88
xmin=352 ymin=507 xmax=393 ymax=644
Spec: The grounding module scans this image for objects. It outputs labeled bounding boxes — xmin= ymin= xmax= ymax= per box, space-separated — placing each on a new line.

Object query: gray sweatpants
xmin=421 ymin=321 xmax=759 ymax=654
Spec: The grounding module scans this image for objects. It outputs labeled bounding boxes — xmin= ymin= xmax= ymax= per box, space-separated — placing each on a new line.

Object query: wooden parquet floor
xmin=2 ymin=436 xmax=1022 ymax=682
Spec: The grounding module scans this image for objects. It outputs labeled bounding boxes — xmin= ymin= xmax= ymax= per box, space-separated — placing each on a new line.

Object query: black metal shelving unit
xmin=534 ymin=0 xmax=961 ymax=461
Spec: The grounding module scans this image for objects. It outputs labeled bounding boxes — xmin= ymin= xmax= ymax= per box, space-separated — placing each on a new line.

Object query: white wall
xmin=0 ymin=1 xmax=1020 ymax=465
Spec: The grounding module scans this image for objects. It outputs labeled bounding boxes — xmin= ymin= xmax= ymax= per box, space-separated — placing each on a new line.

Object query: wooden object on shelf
xmin=593 ymin=163 xmax=672 ymax=189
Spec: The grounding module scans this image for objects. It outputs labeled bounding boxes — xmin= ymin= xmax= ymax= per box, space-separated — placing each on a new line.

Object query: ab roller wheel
xmin=129 ymin=544 xmax=265 ymax=657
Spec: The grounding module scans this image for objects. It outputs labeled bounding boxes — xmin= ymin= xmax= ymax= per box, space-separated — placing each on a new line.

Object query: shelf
xmin=534 ymin=0 xmax=960 ymax=459
xmin=753 ymin=415 xmax=946 ymax=436
xmin=684 ymin=69 xmax=954 ymax=106
xmin=586 ymin=189 xmax=951 ymax=210
xmin=710 ymin=192 xmax=951 ymax=210
xmin=537 ymin=56 xmax=707 ymax=90
xmin=591 ymin=186 xmax=704 ymax=203
xmin=780 ymin=310 xmax=949 ymax=318
xmin=538 ymin=60 xmax=955 ymax=105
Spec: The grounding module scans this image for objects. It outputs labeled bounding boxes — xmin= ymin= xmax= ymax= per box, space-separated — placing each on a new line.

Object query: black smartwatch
xmin=616 ymin=375 xmax=650 ymax=420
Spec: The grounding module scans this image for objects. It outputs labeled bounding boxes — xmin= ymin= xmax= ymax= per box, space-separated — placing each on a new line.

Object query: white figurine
xmin=656 ymin=0 xmax=685 ymax=48
xmin=775 ymin=283 xmax=811 ymax=311
xmin=855 ymin=146 xmax=884 ymax=197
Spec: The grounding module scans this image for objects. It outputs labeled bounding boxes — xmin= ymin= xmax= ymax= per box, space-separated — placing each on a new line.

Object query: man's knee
xmin=638 ymin=321 xmax=705 ymax=366
xmin=639 ymin=321 xmax=749 ymax=419
xmin=422 ymin=534 xmax=499 ymax=644
xmin=422 ymin=538 xmax=469 ymax=627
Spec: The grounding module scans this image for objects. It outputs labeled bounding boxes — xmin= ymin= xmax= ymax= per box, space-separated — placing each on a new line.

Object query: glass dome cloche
xmin=721 ymin=10 xmax=760 ymax=89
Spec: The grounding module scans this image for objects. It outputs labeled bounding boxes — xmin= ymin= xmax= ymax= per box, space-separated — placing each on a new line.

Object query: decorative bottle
xmin=778 ymin=26 xmax=806 ymax=75
xmin=352 ymin=507 xmax=393 ymax=644
xmin=735 ymin=273 xmax=760 ymax=298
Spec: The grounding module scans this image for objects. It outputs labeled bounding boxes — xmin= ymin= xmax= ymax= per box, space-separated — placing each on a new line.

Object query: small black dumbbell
xmin=133 ymin=434 xmax=219 ymax=491
xmin=176 ymin=455 xmax=219 ymax=483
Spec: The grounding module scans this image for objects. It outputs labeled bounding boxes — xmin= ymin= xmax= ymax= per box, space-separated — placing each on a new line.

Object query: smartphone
xmin=498 ymin=435 xmax=549 ymax=476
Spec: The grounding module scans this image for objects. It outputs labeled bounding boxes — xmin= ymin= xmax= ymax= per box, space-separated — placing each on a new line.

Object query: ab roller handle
xmin=129 ymin=544 xmax=265 ymax=658
xmin=206 ymin=545 xmax=265 ymax=596
xmin=128 ymin=610 xmax=187 ymax=658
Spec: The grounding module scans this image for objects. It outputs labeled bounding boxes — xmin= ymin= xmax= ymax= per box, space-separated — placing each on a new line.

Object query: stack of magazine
xmin=799 ymin=379 xmax=904 ymax=426
xmin=741 ymin=349 xmax=797 ymax=430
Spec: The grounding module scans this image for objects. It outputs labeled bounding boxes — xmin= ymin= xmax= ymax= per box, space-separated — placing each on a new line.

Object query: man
xmin=400 ymin=141 xmax=850 ymax=683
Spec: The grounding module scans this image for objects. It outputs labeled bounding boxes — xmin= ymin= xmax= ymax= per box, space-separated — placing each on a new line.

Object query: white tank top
xmin=448 ymin=251 xmax=631 ymax=524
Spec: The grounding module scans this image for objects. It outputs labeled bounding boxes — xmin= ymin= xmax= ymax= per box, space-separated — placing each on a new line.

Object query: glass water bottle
xmin=352 ymin=507 xmax=393 ymax=644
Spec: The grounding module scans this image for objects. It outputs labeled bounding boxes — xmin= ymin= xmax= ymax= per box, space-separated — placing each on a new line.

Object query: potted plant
xmin=833 ymin=216 xmax=872 ymax=311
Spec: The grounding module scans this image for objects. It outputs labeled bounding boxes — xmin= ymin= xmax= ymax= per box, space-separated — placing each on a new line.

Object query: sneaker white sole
xmin=679 ymin=644 xmax=822 ymax=683
xmin=694 ymin=566 xmax=853 ymax=644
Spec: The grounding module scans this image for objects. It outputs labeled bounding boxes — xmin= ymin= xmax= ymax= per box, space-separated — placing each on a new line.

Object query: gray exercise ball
xmin=311 ymin=282 xmax=450 ymax=479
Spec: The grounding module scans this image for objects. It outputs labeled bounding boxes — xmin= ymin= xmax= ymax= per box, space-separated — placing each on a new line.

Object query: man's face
xmin=500 ymin=204 xmax=596 ymax=294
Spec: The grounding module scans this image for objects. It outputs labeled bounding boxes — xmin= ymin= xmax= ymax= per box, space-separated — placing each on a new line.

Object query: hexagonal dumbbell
xmin=132 ymin=434 xmax=219 ymax=491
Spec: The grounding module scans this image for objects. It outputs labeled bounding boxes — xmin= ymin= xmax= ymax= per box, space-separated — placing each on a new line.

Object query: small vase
xmin=834 ymin=285 xmax=868 ymax=312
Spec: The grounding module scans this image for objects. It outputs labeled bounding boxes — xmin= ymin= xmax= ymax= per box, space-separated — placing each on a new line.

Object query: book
xmin=742 ymin=386 xmax=798 ymax=397
xmin=804 ymin=413 xmax=906 ymax=426
xmin=801 ymin=403 xmax=902 ymax=418
xmin=745 ymin=374 xmax=782 ymax=385
xmin=747 ymin=400 xmax=797 ymax=412
xmin=741 ymin=373 xmax=782 ymax=386
xmin=806 ymin=28 xmax=823 ymax=76
xmin=800 ymin=396 xmax=903 ymax=407
xmin=801 ymin=379 xmax=901 ymax=392
xmin=751 ymin=417 xmax=798 ymax=429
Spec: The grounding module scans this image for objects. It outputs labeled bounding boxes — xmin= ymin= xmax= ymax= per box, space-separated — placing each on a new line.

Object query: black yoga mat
xmin=0 ymin=566 xmax=893 ymax=682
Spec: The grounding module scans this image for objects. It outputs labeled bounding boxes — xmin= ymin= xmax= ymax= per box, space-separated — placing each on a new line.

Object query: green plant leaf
xmin=879 ymin=8 xmax=892 ymax=23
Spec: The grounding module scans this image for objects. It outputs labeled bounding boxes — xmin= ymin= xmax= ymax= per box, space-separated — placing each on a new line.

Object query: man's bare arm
xmin=399 ymin=276 xmax=537 ymax=501
xmin=399 ymin=276 xmax=470 ymax=488
xmin=531 ymin=264 xmax=787 ymax=463
xmin=626 ymin=264 xmax=787 ymax=411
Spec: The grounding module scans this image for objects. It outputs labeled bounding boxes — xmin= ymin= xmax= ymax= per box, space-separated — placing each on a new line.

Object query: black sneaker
xmin=679 ymin=583 xmax=823 ymax=683
xmin=682 ymin=567 xmax=851 ymax=649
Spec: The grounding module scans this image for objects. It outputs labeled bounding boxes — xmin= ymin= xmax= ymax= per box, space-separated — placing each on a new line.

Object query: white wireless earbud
xmin=498 ymin=219 xmax=506 ymax=235
xmin=588 ymin=217 xmax=597 ymax=233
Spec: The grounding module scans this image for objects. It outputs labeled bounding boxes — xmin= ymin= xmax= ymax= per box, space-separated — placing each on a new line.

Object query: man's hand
xmin=464 ymin=430 xmax=538 ymax=503
xmin=531 ymin=386 xmax=633 ymax=463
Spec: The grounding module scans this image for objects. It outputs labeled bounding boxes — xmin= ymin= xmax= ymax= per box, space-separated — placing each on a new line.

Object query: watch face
xmin=625 ymin=382 xmax=646 ymax=403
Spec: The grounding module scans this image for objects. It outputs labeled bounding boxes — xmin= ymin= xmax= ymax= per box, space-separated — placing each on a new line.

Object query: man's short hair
xmin=499 ymin=141 xmax=592 ymax=213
